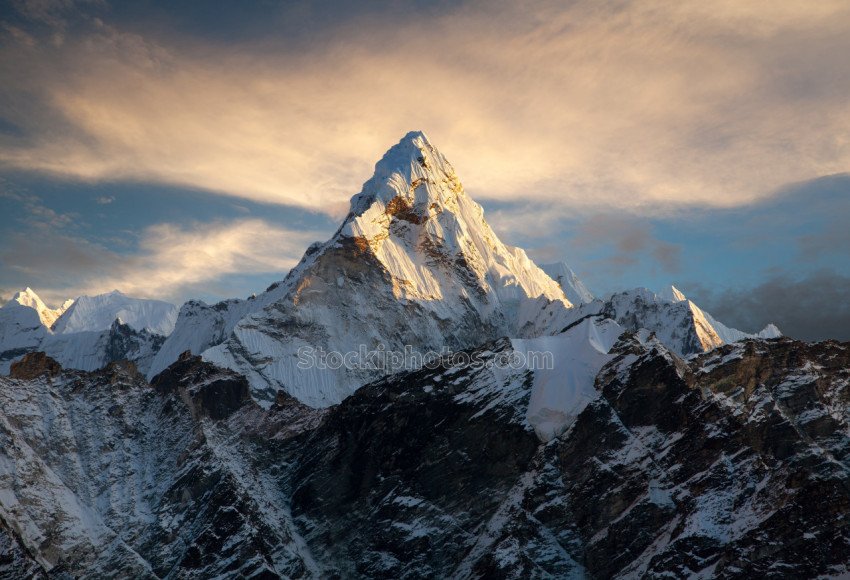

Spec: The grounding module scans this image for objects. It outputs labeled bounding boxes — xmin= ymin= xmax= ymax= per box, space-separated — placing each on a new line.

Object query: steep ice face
xmin=52 ymin=290 xmax=177 ymax=336
xmin=540 ymin=262 xmax=595 ymax=305
xmin=203 ymin=131 xmax=572 ymax=407
xmin=513 ymin=316 xmax=622 ymax=441
xmin=147 ymin=299 xmax=253 ymax=379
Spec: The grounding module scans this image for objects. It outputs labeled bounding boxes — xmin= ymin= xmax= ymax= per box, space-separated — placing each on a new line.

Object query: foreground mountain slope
xmin=0 ymin=353 xmax=319 ymax=578
xmin=2 ymin=329 xmax=848 ymax=577
xmin=202 ymin=131 xmax=570 ymax=406
xmin=284 ymin=334 xmax=850 ymax=577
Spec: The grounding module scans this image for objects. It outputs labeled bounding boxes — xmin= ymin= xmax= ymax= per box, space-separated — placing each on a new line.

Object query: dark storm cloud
xmin=692 ymin=270 xmax=850 ymax=342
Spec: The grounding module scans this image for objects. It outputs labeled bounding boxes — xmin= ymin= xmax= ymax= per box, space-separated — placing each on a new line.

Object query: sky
xmin=0 ymin=0 xmax=848 ymax=341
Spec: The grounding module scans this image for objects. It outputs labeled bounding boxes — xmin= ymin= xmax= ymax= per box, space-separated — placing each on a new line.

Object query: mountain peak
xmin=9 ymin=287 xmax=44 ymax=306
xmin=658 ymin=285 xmax=687 ymax=303
xmin=540 ymin=262 xmax=595 ymax=304
xmin=332 ymin=131 xmax=567 ymax=311
xmin=4 ymin=287 xmax=71 ymax=327
xmin=200 ymin=131 xmax=571 ymax=406
xmin=344 ymin=130 xmax=460 ymax=228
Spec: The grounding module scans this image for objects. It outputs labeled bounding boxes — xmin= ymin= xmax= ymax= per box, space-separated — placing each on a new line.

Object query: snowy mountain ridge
xmin=539 ymin=262 xmax=595 ymax=304
xmin=0 ymin=289 xmax=175 ymax=374
xmin=596 ymin=285 xmax=781 ymax=357
xmin=52 ymin=290 xmax=177 ymax=335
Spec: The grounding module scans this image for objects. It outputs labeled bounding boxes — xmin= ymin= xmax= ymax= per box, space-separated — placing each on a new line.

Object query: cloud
xmin=1 ymin=0 xmax=849 ymax=215
xmin=798 ymin=222 xmax=850 ymax=260
xmin=0 ymin=188 xmax=75 ymax=229
xmin=95 ymin=195 xmax=114 ymax=204
xmin=571 ymin=215 xmax=682 ymax=274
xmin=692 ymin=270 xmax=850 ymax=342
xmin=0 ymin=218 xmax=318 ymax=304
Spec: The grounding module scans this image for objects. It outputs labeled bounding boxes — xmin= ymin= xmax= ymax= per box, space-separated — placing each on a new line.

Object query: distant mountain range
xmin=2 ymin=132 xmax=847 ymax=578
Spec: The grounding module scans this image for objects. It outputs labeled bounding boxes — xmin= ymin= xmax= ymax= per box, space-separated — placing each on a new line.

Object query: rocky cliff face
xmin=2 ymin=334 xmax=848 ymax=577
xmin=0 ymin=353 xmax=318 ymax=578
xmin=279 ymin=335 xmax=850 ymax=577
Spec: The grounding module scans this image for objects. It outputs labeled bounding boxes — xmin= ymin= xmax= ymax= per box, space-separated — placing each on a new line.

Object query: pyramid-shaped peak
xmin=346 ymin=131 xmax=460 ymax=220
xmin=4 ymin=287 xmax=72 ymax=327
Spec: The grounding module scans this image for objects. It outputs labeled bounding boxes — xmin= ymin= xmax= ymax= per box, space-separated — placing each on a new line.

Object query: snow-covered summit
xmin=658 ymin=284 xmax=687 ymax=303
xmin=202 ymin=131 xmax=572 ymax=406
xmin=540 ymin=262 xmax=595 ymax=305
xmin=4 ymin=287 xmax=73 ymax=327
xmin=343 ymin=131 xmax=461 ymax=228
xmin=336 ymin=131 xmax=568 ymax=311
xmin=52 ymin=290 xmax=177 ymax=336
xmin=593 ymin=286 xmax=781 ymax=357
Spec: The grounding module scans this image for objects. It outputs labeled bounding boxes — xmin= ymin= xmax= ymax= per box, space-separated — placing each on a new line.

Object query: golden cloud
xmin=1 ymin=0 xmax=848 ymax=216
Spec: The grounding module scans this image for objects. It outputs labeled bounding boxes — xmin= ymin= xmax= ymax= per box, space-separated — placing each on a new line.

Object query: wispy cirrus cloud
xmin=0 ymin=188 xmax=76 ymax=229
xmin=1 ymin=0 xmax=849 ymax=216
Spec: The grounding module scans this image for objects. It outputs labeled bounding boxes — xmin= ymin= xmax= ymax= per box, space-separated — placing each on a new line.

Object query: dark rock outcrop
xmin=9 ymin=351 xmax=62 ymax=380
xmin=151 ymin=350 xmax=250 ymax=420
